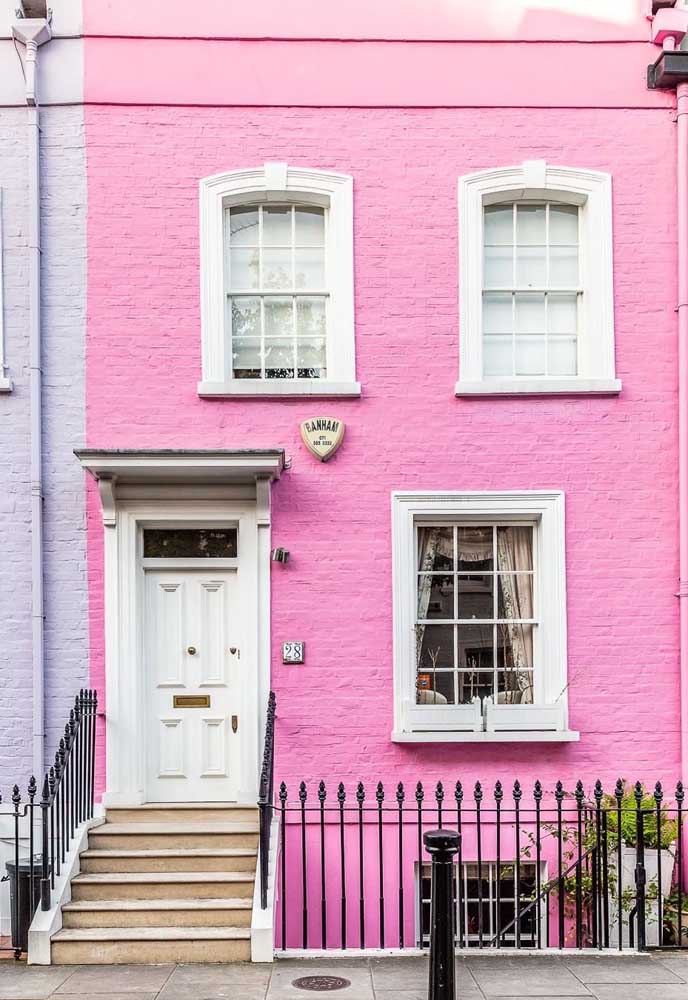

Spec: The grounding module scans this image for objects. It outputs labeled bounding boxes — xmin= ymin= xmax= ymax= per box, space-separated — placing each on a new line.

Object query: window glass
xmin=227 ymin=203 xmax=327 ymax=380
xmin=143 ymin=529 xmax=238 ymax=559
xmin=416 ymin=524 xmax=535 ymax=707
xmin=482 ymin=202 xmax=580 ymax=378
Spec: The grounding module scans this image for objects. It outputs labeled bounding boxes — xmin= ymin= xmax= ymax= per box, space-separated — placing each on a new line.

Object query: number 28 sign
xmin=282 ymin=641 xmax=305 ymax=664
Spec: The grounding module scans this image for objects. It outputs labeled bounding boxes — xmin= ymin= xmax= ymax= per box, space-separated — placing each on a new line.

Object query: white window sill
xmin=198 ymin=380 xmax=361 ymax=398
xmin=391 ymin=729 xmax=580 ymax=744
xmin=454 ymin=378 xmax=622 ymax=397
xmin=0 ymin=377 xmax=12 ymax=393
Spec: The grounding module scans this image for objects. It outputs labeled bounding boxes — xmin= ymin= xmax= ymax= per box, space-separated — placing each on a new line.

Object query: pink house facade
xmin=9 ymin=0 xmax=688 ymax=964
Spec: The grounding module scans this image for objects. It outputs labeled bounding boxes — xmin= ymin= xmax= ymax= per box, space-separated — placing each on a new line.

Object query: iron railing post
xmin=39 ymin=774 xmax=50 ymax=911
xmin=634 ymin=782 xmax=647 ymax=951
xmin=424 ymin=829 xmax=460 ymax=1000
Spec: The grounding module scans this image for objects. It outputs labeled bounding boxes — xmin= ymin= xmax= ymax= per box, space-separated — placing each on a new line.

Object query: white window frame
xmin=0 ymin=191 xmax=11 ymax=392
xmin=456 ymin=160 xmax=621 ymax=397
xmin=199 ymin=162 xmax=359 ymax=398
xmin=392 ymin=490 xmax=578 ymax=743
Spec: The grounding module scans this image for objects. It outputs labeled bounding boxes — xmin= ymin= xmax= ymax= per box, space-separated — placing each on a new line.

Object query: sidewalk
xmin=0 ymin=953 xmax=685 ymax=1000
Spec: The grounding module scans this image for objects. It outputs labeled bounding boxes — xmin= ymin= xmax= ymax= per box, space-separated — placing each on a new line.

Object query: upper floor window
xmin=457 ymin=161 xmax=621 ymax=397
xmin=199 ymin=163 xmax=359 ymax=398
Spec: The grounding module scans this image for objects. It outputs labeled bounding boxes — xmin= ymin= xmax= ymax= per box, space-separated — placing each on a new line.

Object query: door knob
xmin=187 ymin=646 xmax=197 ymax=655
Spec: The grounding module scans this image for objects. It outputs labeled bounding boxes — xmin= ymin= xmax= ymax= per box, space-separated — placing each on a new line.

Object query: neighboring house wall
xmin=81 ymin=0 xmax=681 ymax=795
xmin=0 ymin=2 xmax=88 ymax=793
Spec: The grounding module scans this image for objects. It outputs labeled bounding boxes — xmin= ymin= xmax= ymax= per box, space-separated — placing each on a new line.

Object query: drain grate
xmin=291 ymin=975 xmax=351 ymax=992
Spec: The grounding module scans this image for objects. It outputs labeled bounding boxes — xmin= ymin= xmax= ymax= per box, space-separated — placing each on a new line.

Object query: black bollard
xmin=424 ymin=829 xmax=460 ymax=1000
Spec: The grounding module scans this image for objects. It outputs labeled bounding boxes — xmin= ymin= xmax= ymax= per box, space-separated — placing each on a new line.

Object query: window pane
xmin=418 ymin=526 xmax=454 ymax=572
xmin=230 ymin=297 xmax=260 ymax=338
xmin=262 ymin=205 xmax=292 ymax=246
xmin=458 ymin=527 xmax=493 ymax=571
xmin=229 ymin=206 xmax=259 ymax=246
xmin=296 ymin=297 xmax=326 ymax=337
xmin=457 ymin=575 xmax=494 ymax=620
xmin=417 ymin=670 xmax=455 ymax=705
xmin=264 ymin=338 xmax=294 ymax=377
xmin=418 ymin=574 xmax=454 ymax=620
xmin=483 ymin=293 xmax=512 ymax=334
xmin=515 ymin=336 xmax=545 ymax=376
xmin=484 ymin=206 xmax=513 ymax=246
xmin=264 ymin=297 xmax=293 ymax=337
xmin=262 ymin=249 xmax=292 ymax=289
xmin=232 ymin=337 xmax=261 ymax=378
xmin=550 ymin=205 xmax=578 ymax=245
xmin=497 ymin=526 xmax=533 ymax=571
xmin=516 ymin=205 xmax=546 ymax=246
xmin=515 ymin=293 xmax=546 ymax=334
xmin=484 ymin=336 xmax=512 ymax=376
xmin=295 ymin=206 xmax=325 ymax=246
xmin=457 ymin=672 xmax=493 ymax=704
xmin=296 ymin=338 xmax=326 ymax=378
xmin=515 ymin=246 xmax=546 ymax=288
xmin=416 ymin=623 xmax=454 ymax=690
xmin=497 ymin=575 xmax=534 ymax=620
xmin=547 ymin=293 xmax=577 ymax=334
xmin=229 ymin=248 xmax=259 ymax=290
xmin=458 ymin=624 xmax=493 ymax=669
xmin=295 ymin=248 xmax=325 ymax=289
xmin=143 ymin=528 xmax=238 ymax=559
xmin=549 ymin=337 xmax=577 ymax=376
xmin=497 ymin=624 xmax=533 ymax=679
xmin=484 ymin=246 xmax=512 ymax=288
xmin=549 ymin=246 xmax=578 ymax=286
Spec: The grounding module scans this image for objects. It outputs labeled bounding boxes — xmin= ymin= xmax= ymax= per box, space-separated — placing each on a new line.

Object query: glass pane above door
xmin=143 ymin=528 xmax=238 ymax=559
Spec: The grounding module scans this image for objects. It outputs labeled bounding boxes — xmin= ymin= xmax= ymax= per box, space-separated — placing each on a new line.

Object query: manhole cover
xmin=291 ymin=975 xmax=351 ymax=992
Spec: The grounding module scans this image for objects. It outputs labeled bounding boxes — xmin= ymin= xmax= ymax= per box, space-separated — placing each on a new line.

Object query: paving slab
xmin=0 ymin=967 xmax=77 ymax=1000
xmin=158 ymin=963 xmax=271 ymax=1000
xmin=588 ymin=986 xmax=688 ymax=1000
xmin=467 ymin=956 xmax=591 ymax=996
xmin=651 ymin=955 xmax=688 ymax=981
xmin=370 ymin=955 xmax=480 ymax=993
xmin=268 ymin=961 xmax=372 ymax=1000
xmin=561 ymin=957 xmax=682 ymax=984
xmin=55 ymin=965 xmax=175 ymax=994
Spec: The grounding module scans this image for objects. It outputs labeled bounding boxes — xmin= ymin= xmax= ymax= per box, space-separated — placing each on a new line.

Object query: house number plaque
xmin=282 ymin=641 xmax=305 ymax=664
xmin=173 ymin=694 xmax=211 ymax=708
xmin=300 ymin=417 xmax=345 ymax=462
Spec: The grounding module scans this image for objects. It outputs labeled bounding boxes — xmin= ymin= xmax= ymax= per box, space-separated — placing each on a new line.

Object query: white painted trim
xmin=27 ymin=815 xmax=104 ymax=965
xmin=455 ymin=378 xmax=622 ymax=396
xmin=199 ymin=163 xmax=356 ymax=391
xmin=391 ymin=490 xmax=568 ymax=740
xmin=276 ymin=947 xmax=646 ymax=959
xmin=458 ymin=161 xmax=616 ymax=391
xmin=250 ymin=815 xmax=278 ymax=963
xmin=391 ymin=729 xmax=579 ymax=743
xmin=198 ymin=380 xmax=361 ymax=398
xmin=100 ymin=498 xmax=271 ymax=807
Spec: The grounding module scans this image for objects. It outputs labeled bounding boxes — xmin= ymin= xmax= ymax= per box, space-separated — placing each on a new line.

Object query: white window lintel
xmin=457 ymin=161 xmax=617 ymax=395
xmin=199 ymin=163 xmax=356 ymax=396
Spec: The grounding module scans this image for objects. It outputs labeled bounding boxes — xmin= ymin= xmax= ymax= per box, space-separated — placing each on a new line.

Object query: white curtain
xmin=496 ymin=527 xmax=533 ymax=704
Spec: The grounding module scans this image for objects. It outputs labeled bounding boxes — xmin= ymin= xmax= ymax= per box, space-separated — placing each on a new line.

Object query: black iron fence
xmin=274 ymin=777 xmax=688 ymax=953
xmin=258 ymin=691 xmax=276 ymax=909
xmin=0 ymin=689 xmax=98 ymax=957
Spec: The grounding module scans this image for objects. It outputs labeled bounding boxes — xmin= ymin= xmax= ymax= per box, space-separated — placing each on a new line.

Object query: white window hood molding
xmin=75 ymin=448 xmax=286 ymax=525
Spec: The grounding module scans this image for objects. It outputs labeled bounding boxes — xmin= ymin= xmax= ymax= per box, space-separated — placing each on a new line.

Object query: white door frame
xmin=102 ymin=498 xmax=270 ymax=806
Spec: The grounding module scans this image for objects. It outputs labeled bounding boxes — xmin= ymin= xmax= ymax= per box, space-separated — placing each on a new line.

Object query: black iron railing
xmin=276 ymin=777 xmax=688 ymax=953
xmin=0 ymin=689 xmax=98 ymax=958
xmin=258 ymin=691 xmax=276 ymax=909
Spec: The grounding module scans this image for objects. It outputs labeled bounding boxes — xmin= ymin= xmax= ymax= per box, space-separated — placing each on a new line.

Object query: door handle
xmin=187 ymin=646 xmax=197 ymax=655
xmin=231 ymin=715 xmax=238 ymax=733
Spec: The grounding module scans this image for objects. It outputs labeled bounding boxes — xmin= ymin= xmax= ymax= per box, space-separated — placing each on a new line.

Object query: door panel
xmin=145 ymin=569 xmax=239 ymax=802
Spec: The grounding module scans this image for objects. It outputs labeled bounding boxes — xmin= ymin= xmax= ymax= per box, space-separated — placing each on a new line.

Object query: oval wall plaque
xmin=300 ymin=417 xmax=345 ymax=462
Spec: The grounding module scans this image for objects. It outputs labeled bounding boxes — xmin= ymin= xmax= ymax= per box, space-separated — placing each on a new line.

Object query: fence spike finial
xmin=356 ymin=781 xmax=365 ymax=804
xmin=415 ymin=781 xmax=424 ymax=803
xmin=654 ymin=780 xmax=663 ymax=804
xmin=634 ymin=780 xmax=644 ymax=806
xmin=396 ymin=781 xmax=405 ymax=804
xmin=494 ymin=780 xmax=503 ymax=802
xmin=376 ymin=781 xmax=385 ymax=804
xmin=677 ymin=780 xmax=685 ymax=804
xmin=474 ymin=781 xmax=483 ymax=803
xmin=338 ymin=782 xmax=346 ymax=804
xmin=318 ymin=780 xmax=327 ymax=804
xmin=534 ymin=779 xmax=543 ymax=801
xmin=594 ymin=779 xmax=603 ymax=803
xmin=27 ymin=776 xmax=37 ymax=801
xmin=279 ymin=781 xmax=287 ymax=805
xmin=513 ymin=779 xmax=522 ymax=802
xmin=454 ymin=780 xmax=463 ymax=803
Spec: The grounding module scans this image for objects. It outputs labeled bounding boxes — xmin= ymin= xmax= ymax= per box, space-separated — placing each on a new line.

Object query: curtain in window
xmin=496 ymin=527 xmax=533 ymax=704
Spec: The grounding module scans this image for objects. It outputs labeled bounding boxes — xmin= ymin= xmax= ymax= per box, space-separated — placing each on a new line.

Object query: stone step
xmin=70 ymin=870 xmax=254 ymax=901
xmin=105 ymin=803 xmax=258 ymax=825
xmin=89 ymin=822 xmax=259 ymax=851
xmin=80 ymin=847 xmax=257 ymax=874
xmin=51 ymin=926 xmax=251 ymax=964
xmin=62 ymin=897 xmax=252 ymax=929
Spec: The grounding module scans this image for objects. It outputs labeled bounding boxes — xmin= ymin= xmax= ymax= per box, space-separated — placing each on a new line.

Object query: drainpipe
xmin=679 ymin=78 xmax=688 ymax=790
xmin=11 ymin=17 xmax=52 ymax=780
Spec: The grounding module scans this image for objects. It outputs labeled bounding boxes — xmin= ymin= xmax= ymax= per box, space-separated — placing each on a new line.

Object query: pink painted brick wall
xmin=84 ymin=103 xmax=679 ymax=796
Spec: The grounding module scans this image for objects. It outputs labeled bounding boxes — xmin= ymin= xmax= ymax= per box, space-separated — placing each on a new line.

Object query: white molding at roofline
xmin=199 ymin=162 xmax=357 ymax=394
xmin=391 ymin=489 xmax=569 ymax=741
xmin=458 ymin=160 xmax=617 ymax=393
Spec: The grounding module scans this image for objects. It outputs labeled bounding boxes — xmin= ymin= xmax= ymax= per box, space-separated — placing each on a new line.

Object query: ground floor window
xmin=418 ymin=861 xmax=541 ymax=947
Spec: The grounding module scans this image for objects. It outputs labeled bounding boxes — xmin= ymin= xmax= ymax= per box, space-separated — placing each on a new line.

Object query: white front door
xmin=144 ymin=568 xmax=240 ymax=802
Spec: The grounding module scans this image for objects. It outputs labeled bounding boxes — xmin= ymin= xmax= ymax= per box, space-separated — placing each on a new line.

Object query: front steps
xmin=50 ymin=804 xmax=259 ymax=964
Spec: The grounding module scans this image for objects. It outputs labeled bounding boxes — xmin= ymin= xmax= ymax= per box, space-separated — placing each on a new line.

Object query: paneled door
xmin=144 ymin=569 xmax=240 ymax=802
